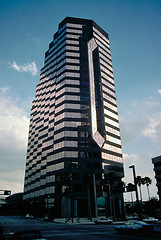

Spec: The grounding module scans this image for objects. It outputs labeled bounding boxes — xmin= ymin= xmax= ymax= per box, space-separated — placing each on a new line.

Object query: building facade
xmin=152 ymin=155 xmax=161 ymax=201
xmin=24 ymin=17 xmax=124 ymax=218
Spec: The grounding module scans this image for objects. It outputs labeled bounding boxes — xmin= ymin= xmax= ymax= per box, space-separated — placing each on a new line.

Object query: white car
xmin=115 ymin=220 xmax=153 ymax=234
xmin=143 ymin=217 xmax=158 ymax=223
xmin=25 ymin=214 xmax=34 ymax=219
xmin=94 ymin=217 xmax=113 ymax=224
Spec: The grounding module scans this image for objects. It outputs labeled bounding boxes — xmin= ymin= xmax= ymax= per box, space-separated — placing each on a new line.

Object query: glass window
xmin=66 ymin=28 xmax=82 ymax=34
xmin=105 ymin=117 xmax=119 ymax=128
xmin=66 ymin=23 xmax=82 ymax=28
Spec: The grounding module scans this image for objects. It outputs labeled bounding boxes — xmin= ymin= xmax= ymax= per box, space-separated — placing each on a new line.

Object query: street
xmin=0 ymin=216 xmax=161 ymax=240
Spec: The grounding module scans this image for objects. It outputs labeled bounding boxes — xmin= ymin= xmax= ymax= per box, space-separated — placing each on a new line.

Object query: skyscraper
xmin=24 ymin=17 xmax=124 ymax=218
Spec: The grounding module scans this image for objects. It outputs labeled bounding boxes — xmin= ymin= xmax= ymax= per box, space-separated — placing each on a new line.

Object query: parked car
xmin=115 ymin=220 xmax=153 ymax=234
xmin=25 ymin=214 xmax=34 ymax=219
xmin=3 ymin=230 xmax=47 ymax=240
xmin=143 ymin=217 xmax=158 ymax=223
xmin=94 ymin=217 xmax=113 ymax=224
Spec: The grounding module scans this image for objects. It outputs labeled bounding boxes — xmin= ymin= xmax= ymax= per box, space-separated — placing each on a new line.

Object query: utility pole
xmin=129 ymin=165 xmax=141 ymax=219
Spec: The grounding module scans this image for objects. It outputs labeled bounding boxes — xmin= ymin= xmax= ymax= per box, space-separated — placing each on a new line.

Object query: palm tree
xmin=136 ymin=176 xmax=145 ymax=218
xmin=136 ymin=176 xmax=144 ymax=203
xmin=143 ymin=176 xmax=152 ymax=216
xmin=143 ymin=177 xmax=152 ymax=201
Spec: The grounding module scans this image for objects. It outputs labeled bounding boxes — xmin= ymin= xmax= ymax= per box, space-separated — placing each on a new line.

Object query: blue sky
xmin=0 ymin=0 xmax=161 ymax=201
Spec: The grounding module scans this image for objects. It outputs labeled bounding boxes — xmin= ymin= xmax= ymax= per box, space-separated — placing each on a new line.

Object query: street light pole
xmin=129 ymin=165 xmax=141 ymax=219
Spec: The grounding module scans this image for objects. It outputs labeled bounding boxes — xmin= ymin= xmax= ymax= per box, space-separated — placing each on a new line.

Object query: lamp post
xmin=129 ymin=165 xmax=141 ymax=219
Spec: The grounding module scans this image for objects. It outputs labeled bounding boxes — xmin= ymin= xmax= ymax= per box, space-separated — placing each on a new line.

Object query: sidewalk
xmin=53 ymin=217 xmax=125 ymax=225
xmin=53 ymin=218 xmax=95 ymax=224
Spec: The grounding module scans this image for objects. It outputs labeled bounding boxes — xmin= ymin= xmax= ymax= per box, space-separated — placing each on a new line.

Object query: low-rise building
xmin=152 ymin=155 xmax=161 ymax=201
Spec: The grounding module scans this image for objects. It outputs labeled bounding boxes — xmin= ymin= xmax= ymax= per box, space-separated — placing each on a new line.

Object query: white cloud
xmin=143 ymin=113 xmax=161 ymax=144
xmin=0 ymin=95 xmax=29 ymax=193
xmin=123 ymin=153 xmax=140 ymax=163
xmin=120 ymin=98 xmax=161 ymax=145
xmin=0 ymin=171 xmax=24 ymax=195
xmin=0 ymin=96 xmax=29 ymax=150
xmin=11 ymin=61 xmax=38 ymax=76
xmin=27 ymin=33 xmax=41 ymax=43
xmin=0 ymin=87 xmax=10 ymax=94
xmin=158 ymin=89 xmax=161 ymax=95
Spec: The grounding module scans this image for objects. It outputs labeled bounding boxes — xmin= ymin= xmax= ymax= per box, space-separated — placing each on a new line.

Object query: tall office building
xmin=24 ymin=17 xmax=124 ymax=218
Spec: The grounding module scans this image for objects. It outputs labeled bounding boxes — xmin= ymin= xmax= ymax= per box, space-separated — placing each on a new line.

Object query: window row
xmin=66 ymin=58 xmax=80 ymax=64
xmin=66 ymin=28 xmax=82 ymax=34
xmin=42 ymin=140 xmax=54 ymax=149
xmin=100 ymin=60 xmax=113 ymax=74
xmin=58 ymin=23 xmax=66 ymax=34
xmin=105 ymin=125 xmax=121 ymax=136
xmin=54 ymin=130 xmax=78 ymax=140
xmin=66 ymin=45 xmax=79 ymax=51
xmin=95 ymin=38 xmax=111 ymax=55
xmin=99 ymin=52 xmax=112 ymax=67
xmin=56 ymin=86 xmax=80 ymax=98
xmin=99 ymin=46 xmax=111 ymax=61
xmin=93 ymin=27 xmax=109 ymax=45
xmin=55 ymin=112 xmax=81 ymax=122
xmin=66 ymin=51 xmax=80 ymax=57
xmin=44 ymin=52 xmax=66 ymax=73
xmin=48 ymin=35 xmax=66 ymax=56
xmin=66 ymin=23 xmax=83 ymax=28
xmin=101 ymin=77 xmax=115 ymax=91
xmin=55 ymin=94 xmax=80 ymax=106
xmin=55 ymin=103 xmax=80 ymax=114
xmin=46 ymin=35 xmax=66 ymax=61
xmin=66 ymin=34 xmax=80 ymax=39
xmin=101 ymin=66 xmax=114 ymax=79
xmin=66 ymin=65 xmax=80 ymax=71
xmin=103 ymin=100 xmax=117 ymax=113
xmin=102 ymin=152 xmax=123 ymax=163
xmin=103 ymin=143 xmax=122 ymax=154
xmin=54 ymin=120 xmax=81 ymax=131
xmin=48 ymin=150 xmax=78 ymax=160
xmin=101 ymin=73 xmax=114 ymax=86
xmin=47 ymin=162 xmax=64 ymax=172
xmin=103 ymin=93 xmax=117 ymax=105
xmin=106 ymin=135 xmax=121 ymax=145
xmin=54 ymin=140 xmax=78 ymax=150
xmin=102 ymin=85 xmax=116 ymax=98
xmin=104 ymin=108 xmax=118 ymax=121
xmin=43 ymin=49 xmax=66 ymax=76
xmin=46 ymin=175 xmax=55 ymax=183
xmin=36 ymin=78 xmax=54 ymax=93
xmin=66 ymin=39 xmax=79 ymax=45
xmin=105 ymin=116 xmax=120 ymax=128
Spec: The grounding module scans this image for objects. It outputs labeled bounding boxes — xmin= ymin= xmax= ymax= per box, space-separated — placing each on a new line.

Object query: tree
xmin=143 ymin=176 xmax=152 ymax=216
xmin=136 ymin=176 xmax=144 ymax=203
xmin=136 ymin=176 xmax=145 ymax=218
xmin=143 ymin=177 xmax=152 ymax=201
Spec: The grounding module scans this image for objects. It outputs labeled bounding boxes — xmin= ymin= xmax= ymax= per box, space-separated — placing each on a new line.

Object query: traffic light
xmin=4 ymin=190 xmax=11 ymax=195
